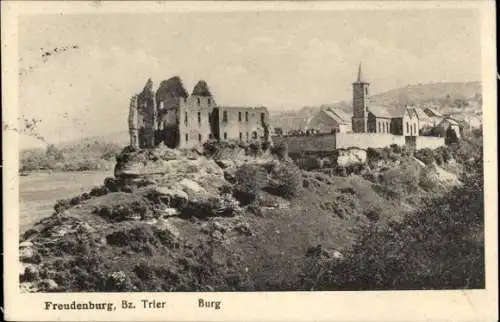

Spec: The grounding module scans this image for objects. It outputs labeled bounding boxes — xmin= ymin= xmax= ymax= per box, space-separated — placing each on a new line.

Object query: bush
xmin=414 ymin=148 xmax=435 ymax=165
xmin=232 ymin=165 xmax=268 ymax=205
xmin=336 ymin=166 xmax=347 ymax=177
xmin=94 ymin=197 xmax=151 ymax=222
xmin=90 ymin=186 xmax=109 ymax=197
xmin=390 ymin=144 xmax=402 ymax=154
xmin=300 ymin=141 xmax=484 ymax=291
xmin=247 ymin=142 xmax=262 ymax=157
xmin=265 ymin=163 xmax=302 ymax=199
xmin=270 ymin=142 xmax=288 ymax=159
xmin=104 ymin=177 xmax=120 ymax=192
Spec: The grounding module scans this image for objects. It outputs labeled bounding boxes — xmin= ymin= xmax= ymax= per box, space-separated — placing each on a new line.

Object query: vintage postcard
xmin=2 ymin=1 xmax=498 ymax=321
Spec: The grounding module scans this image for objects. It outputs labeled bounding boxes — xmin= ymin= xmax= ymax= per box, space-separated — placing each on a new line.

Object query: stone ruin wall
xmin=415 ymin=136 xmax=445 ymax=150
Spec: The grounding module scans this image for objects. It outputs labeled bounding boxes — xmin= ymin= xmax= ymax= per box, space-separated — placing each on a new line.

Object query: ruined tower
xmin=352 ymin=63 xmax=370 ymax=133
xmin=137 ymin=78 xmax=157 ymax=148
xmin=128 ymin=94 xmax=139 ymax=148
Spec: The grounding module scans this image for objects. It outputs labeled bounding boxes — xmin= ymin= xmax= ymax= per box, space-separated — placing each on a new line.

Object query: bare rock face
xmin=336 ymin=148 xmax=367 ymax=167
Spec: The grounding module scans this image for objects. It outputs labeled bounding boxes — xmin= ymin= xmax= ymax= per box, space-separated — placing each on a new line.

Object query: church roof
xmin=354 ymin=62 xmax=368 ymax=84
xmin=368 ymin=105 xmax=416 ymax=119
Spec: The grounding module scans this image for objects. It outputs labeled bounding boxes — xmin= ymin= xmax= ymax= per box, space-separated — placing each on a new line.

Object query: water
xmin=19 ymin=170 xmax=112 ymax=234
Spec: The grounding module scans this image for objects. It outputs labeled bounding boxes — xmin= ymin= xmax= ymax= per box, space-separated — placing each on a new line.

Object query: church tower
xmin=352 ymin=63 xmax=370 ymax=133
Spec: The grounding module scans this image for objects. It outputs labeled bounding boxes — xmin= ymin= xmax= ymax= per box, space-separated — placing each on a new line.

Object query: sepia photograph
xmin=2 ymin=1 xmax=498 ymax=321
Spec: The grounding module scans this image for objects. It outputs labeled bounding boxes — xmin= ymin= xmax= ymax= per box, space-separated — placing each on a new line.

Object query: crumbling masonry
xmin=128 ymin=77 xmax=270 ymax=149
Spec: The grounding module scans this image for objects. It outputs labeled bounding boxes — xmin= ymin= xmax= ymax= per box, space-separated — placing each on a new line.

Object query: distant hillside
xmin=369 ymin=81 xmax=481 ymax=108
xmin=57 ymin=131 xmax=129 ymax=150
xmin=270 ymin=81 xmax=482 ymax=131
xmin=20 ymin=132 xmax=129 ymax=172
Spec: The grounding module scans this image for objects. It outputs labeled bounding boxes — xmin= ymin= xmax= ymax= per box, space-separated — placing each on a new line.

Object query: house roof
xmin=412 ymin=106 xmax=433 ymax=122
xmin=319 ymin=105 xmax=351 ymax=124
xmin=424 ymin=107 xmax=443 ymax=117
xmin=440 ymin=117 xmax=460 ymax=126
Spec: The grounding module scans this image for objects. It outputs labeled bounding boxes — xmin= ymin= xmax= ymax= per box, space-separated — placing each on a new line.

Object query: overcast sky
xmin=18 ymin=8 xmax=480 ymax=148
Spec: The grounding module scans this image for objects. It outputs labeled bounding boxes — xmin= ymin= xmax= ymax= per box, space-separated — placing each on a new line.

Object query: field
xmin=19 ymin=170 xmax=112 ymax=233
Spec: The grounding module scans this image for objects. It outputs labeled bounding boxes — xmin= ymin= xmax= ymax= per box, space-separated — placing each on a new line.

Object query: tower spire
xmin=356 ymin=62 xmax=366 ymax=83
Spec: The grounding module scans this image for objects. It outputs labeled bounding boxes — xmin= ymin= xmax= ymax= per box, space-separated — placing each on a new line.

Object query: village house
xmin=307 ymin=105 xmax=352 ymax=133
xmin=412 ymin=106 xmax=435 ymax=132
xmin=272 ymin=63 xmax=447 ymax=153
xmin=129 ymin=77 xmax=270 ymax=149
xmin=423 ymin=106 xmax=444 ymax=126
xmin=436 ymin=116 xmax=461 ymax=139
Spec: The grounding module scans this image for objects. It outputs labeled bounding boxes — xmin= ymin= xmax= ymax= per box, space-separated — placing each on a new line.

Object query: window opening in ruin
xmin=198 ymin=134 xmax=202 ymax=142
xmin=197 ymin=112 xmax=201 ymax=124
xmin=238 ymin=112 xmax=242 ymax=122
xmin=207 ymin=98 xmax=211 ymax=105
xmin=245 ymin=111 xmax=249 ymax=122
xmin=185 ymin=112 xmax=188 ymax=125
xmin=252 ymin=131 xmax=257 ymax=139
xmin=406 ymin=122 xmax=409 ymax=133
xmin=197 ymin=98 xmax=200 ymax=106
xmin=239 ymin=132 xmax=242 ymax=140
xmin=223 ymin=111 xmax=228 ymax=122
xmin=246 ymin=132 xmax=249 ymax=141
xmin=224 ymin=132 xmax=227 ymax=140
xmin=260 ymin=112 xmax=265 ymax=124
xmin=378 ymin=122 xmax=381 ymax=133
xmin=185 ymin=133 xmax=189 ymax=142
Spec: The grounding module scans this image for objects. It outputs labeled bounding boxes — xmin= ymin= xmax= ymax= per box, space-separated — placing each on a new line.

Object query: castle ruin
xmin=128 ymin=77 xmax=270 ymax=149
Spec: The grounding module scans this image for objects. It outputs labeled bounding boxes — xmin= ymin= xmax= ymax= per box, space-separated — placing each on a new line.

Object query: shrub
xmin=54 ymin=199 xmax=71 ymax=214
xmin=247 ymin=142 xmax=262 ymax=157
xmin=336 ymin=166 xmax=347 ymax=177
xmin=232 ymin=165 xmax=268 ymax=205
xmin=104 ymin=177 xmax=120 ymax=192
xmin=414 ymin=148 xmax=435 ymax=165
xmin=270 ymin=142 xmax=289 ymax=159
xmin=445 ymin=126 xmax=460 ymax=145
xmin=265 ymin=163 xmax=302 ymax=199
xmin=390 ymin=144 xmax=402 ymax=154
xmin=95 ymin=198 xmax=151 ymax=222
xmin=89 ymin=186 xmax=109 ymax=197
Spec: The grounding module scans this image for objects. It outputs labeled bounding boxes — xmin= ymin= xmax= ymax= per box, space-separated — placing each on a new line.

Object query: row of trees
xmin=20 ymin=141 xmax=122 ymax=172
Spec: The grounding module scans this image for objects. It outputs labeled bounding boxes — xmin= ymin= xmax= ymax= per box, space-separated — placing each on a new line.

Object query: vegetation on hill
xmin=19 ymin=128 xmax=483 ymax=292
xmin=298 ymin=128 xmax=484 ymax=290
xmin=20 ymin=139 xmax=123 ymax=172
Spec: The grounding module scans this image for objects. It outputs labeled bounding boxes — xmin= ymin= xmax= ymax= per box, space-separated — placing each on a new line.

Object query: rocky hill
xmin=18 ymin=138 xmax=469 ymax=292
xmin=270 ymin=81 xmax=482 ymax=131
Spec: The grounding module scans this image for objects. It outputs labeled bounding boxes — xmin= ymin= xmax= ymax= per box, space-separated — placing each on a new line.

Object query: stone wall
xmin=272 ymin=134 xmax=337 ymax=154
xmin=415 ymin=136 xmax=445 ymax=150
xmin=335 ymin=133 xmax=405 ymax=149
xmin=218 ymin=106 xmax=269 ymax=142
xmin=177 ymin=99 xmax=213 ymax=149
xmin=273 ymin=132 xmax=409 ymax=155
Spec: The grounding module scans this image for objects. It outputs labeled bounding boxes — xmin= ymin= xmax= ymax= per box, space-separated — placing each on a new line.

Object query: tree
xmin=445 ymin=126 xmax=459 ymax=145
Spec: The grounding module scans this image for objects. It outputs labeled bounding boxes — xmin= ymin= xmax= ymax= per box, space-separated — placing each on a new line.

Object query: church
xmin=351 ymin=63 xmax=419 ymax=140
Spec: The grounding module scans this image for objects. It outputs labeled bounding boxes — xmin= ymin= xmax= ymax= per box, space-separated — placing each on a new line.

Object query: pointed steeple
xmin=355 ymin=62 xmax=368 ymax=84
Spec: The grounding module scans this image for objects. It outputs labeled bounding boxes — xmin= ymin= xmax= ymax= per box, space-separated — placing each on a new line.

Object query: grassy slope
xmin=22 ymin=166 xmax=418 ymax=292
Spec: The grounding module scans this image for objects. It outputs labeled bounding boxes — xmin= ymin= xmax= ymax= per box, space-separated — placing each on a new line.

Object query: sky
xmin=17 ymin=8 xmax=481 ymax=148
